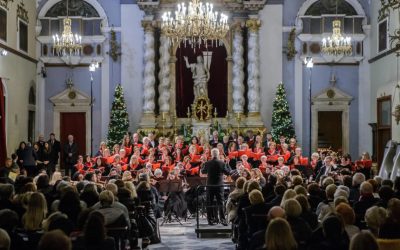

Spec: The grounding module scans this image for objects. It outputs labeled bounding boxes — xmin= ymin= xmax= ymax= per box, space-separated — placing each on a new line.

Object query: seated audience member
xmin=96 ymin=190 xmax=128 ymax=228
xmin=316 ymin=184 xmax=337 ymax=221
xmin=80 ymin=183 xmax=99 ymax=208
xmin=0 ymin=184 xmax=16 ymax=211
xmin=309 ymin=215 xmax=349 ymax=250
xmin=364 ymin=206 xmax=387 ymax=237
xmin=280 ymin=189 xmax=297 ymax=207
xmin=307 ymin=183 xmax=323 ymax=212
xmin=22 ymin=192 xmax=47 ymax=231
xmin=349 ymin=173 xmax=365 ymax=202
xmin=295 ymin=194 xmax=318 ymax=230
xmin=349 ymin=231 xmax=379 ymax=250
xmin=379 ymin=198 xmax=400 ymax=239
xmin=57 ymin=189 xmax=86 ymax=227
xmin=353 ymin=181 xmax=379 ymax=228
xmin=335 ymin=203 xmax=360 ymax=239
xmin=0 ymin=228 xmax=10 ymax=250
xmin=376 ymin=185 xmax=394 ymax=208
xmin=282 ymin=198 xmax=312 ymax=248
xmin=73 ymin=211 xmax=115 ymax=250
xmin=38 ymin=230 xmax=71 ymax=250
xmin=244 ymin=190 xmax=269 ymax=237
xmin=264 ymin=218 xmax=297 ymax=250
xmin=226 ymin=177 xmax=246 ymax=222
xmin=0 ymin=209 xmax=24 ymax=250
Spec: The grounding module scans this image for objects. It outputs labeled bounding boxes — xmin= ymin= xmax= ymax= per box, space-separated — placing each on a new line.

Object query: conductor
xmin=201 ymin=148 xmax=231 ymax=226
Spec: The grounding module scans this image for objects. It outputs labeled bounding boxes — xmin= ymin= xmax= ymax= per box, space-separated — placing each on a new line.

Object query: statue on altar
xmin=184 ymin=55 xmax=211 ymax=99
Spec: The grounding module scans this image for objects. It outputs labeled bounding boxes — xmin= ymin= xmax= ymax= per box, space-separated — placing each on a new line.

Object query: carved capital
xmin=246 ymin=19 xmax=261 ymax=33
xmin=232 ymin=21 xmax=244 ymax=33
xmin=142 ymin=20 xmax=155 ymax=32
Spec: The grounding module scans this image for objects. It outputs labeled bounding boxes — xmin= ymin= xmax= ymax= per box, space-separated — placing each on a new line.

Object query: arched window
xmin=28 ymin=86 xmax=36 ymax=105
xmin=305 ymin=0 xmax=357 ymax=16
xmin=45 ymin=0 xmax=99 ymax=17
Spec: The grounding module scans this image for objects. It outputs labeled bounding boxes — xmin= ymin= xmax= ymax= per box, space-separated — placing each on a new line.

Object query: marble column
xmin=246 ymin=18 xmax=261 ymax=114
xmin=232 ymin=22 xmax=245 ymax=114
xmin=140 ymin=20 xmax=156 ymax=126
xmin=158 ymin=34 xmax=171 ymax=114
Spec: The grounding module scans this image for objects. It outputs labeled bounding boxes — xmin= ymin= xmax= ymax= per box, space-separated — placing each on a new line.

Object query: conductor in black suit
xmin=63 ymin=134 xmax=78 ymax=177
xmin=201 ymin=148 xmax=231 ymax=225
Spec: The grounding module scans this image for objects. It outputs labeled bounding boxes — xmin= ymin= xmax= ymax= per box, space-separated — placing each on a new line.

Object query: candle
xmin=214 ymin=107 xmax=217 ymax=114
xmin=162 ymin=112 xmax=165 ymax=120
xmin=187 ymin=107 xmax=190 ymax=113
xmin=226 ymin=110 xmax=229 ymax=118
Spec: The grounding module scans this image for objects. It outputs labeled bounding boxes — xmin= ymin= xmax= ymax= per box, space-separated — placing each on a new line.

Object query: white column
xmin=158 ymin=34 xmax=170 ymax=113
xmin=101 ymin=34 xmax=110 ymax=139
xmin=232 ymin=22 xmax=245 ymax=113
xmin=36 ymin=59 xmax=45 ymax=137
xmin=142 ymin=20 xmax=156 ymax=114
xmin=246 ymin=18 xmax=261 ymax=114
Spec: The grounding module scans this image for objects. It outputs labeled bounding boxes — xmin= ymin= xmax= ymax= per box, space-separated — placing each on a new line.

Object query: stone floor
xmin=147 ymin=219 xmax=235 ymax=250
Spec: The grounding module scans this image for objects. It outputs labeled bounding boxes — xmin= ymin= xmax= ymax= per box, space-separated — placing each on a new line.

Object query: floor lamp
xmin=304 ymin=57 xmax=314 ymax=159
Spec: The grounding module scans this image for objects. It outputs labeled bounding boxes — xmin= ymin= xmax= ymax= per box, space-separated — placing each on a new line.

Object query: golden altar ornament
xmin=191 ymin=95 xmax=213 ymax=121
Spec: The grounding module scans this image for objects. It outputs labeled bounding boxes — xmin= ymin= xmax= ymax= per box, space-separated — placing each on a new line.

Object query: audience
xmin=264 ymin=218 xmax=297 ymax=250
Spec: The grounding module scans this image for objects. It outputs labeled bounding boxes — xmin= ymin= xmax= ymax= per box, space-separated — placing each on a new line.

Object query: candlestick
xmin=226 ymin=110 xmax=229 ymax=119
xmin=162 ymin=112 xmax=165 ymax=120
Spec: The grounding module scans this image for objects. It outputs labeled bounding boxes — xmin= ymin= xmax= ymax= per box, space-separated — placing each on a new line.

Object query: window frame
xmin=17 ymin=17 xmax=29 ymax=54
xmin=0 ymin=6 xmax=7 ymax=43
xmin=377 ymin=17 xmax=389 ymax=54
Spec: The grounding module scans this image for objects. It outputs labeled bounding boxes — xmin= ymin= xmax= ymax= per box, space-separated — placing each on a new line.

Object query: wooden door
xmin=317 ymin=111 xmax=343 ymax=152
xmin=60 ymin=112 xmax=86 ymax=165
xmin=377 ymin=96 xmax=392 ymax=166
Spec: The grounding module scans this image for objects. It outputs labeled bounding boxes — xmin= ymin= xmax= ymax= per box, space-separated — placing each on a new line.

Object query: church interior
xmin=0 ymin=0 xmax=400 ymax=249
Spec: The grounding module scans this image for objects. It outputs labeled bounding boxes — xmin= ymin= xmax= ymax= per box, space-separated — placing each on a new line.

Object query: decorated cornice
xmin=0 ymin=0 xmax=13 ymax=10
xmin=141 ymin=20 xmax=155 ymax=32
xmin=17 ymin=1 xmax=29 ymax=23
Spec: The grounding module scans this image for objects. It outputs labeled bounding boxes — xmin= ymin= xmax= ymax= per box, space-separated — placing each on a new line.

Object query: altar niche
xmin=175 ymin=41 xmax=228 ymax=118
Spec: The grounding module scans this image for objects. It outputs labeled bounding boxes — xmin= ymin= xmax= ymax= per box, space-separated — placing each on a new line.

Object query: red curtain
xmin=0 ymin=79 xmax=6 ymax=165
xmin=176 ymin=42 xmax=228 ymax=118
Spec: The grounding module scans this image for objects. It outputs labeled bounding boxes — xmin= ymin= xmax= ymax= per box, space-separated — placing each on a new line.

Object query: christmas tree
xmin=271 ymin=82 xmax=296 ymax=142
xmin=107 ymin=84 xmax=129 ymax=147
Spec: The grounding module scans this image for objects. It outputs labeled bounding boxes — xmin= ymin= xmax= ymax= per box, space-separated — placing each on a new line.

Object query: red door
xmin=60 ymin=112 xmax=86 ymax=167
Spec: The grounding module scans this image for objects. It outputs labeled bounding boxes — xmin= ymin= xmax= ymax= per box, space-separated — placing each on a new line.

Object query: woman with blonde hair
xmin=280 ymin=189 xmax=297 ymax=207
xmin=264 ymin=217 xmax=297 ymax=250
xmin=250 ymin=168 xmax=266 ymax=187
xmin=50 ymin=171 xmax=62 ymax=185
xmin=124 ymin=181 xmax=138 ymax=200
xmin=22 ymin=192 xmax=48 ymax=230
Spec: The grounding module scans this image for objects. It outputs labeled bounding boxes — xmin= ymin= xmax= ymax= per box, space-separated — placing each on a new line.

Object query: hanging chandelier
xmin=321 ymin=19 xmax=352 ymax=56
xmin=161 ymin=0 xmax=229 ymax=48
xmin=52 ymin=0 xmax=82 ymax=57
xmin=321 ymin=0 xmax=352 ymax=56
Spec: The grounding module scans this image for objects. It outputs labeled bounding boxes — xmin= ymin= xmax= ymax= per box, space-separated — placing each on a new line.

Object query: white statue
xmin=184 ymin=55 xmax=210 ymax=99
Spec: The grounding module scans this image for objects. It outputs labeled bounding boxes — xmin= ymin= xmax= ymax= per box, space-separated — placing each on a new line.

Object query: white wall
xmin=259 ymin=4 xmax=283 ymax=128
xmin=0 ymin=53 xmax=37 ymax=153
xmin=121 ymin=4 xmax=144 ymax=131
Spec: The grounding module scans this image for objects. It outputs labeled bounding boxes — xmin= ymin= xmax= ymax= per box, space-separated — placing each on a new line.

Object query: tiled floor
xmin=147 ymin=219 xmax=235 ymax=250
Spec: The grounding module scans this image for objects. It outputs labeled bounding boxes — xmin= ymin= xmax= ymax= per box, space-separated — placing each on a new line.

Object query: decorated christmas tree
xmin=271 ymin=82 xmax=296 ymax=142
xmin=107 ymin=84 xmax=129 ymax=147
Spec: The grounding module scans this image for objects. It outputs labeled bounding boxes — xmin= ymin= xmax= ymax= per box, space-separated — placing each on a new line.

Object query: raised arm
xmin=183 ymin=56 xmax=191 ymax=69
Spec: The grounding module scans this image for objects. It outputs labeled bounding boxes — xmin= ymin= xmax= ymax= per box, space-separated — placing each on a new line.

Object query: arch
xmin=29 ymin=86 xmax=36 ymax=105
xmin=298 ymin=0 xmax=366 ymax=17
xmin=38 ymin=0 xmax=109 ymax=27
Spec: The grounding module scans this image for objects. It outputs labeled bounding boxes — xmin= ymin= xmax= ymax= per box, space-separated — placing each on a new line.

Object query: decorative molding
xmin=17 ymin=1 xmax=29 ymax=23
xmin=0 ymin=0 xmax=13 ymax=10
xmin=0 ymin=42 xmax=37 ymax=63
xmin=246 ymin=19 xmax=261 ymax=32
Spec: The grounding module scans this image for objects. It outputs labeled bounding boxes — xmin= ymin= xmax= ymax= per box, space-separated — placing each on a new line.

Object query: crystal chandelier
xmin=161 ymin=0 xmax=229 ymax=48
xmin=321 ymin=19 xmax=352 ymax=56
xmin=52 ymin=0 xmax=82 ymax=57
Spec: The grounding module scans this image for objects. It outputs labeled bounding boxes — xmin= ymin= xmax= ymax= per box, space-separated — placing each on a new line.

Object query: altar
xmin=137 ymin=1 xmax=266 ymax=138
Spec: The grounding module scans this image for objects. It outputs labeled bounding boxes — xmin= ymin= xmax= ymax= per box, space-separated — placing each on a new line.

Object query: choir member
xmin=209 ymin=130 xmax=220 ymax=148
xmin=121 ymin=134 xmax=133 ymax=157
xmin=132 ymin=133 xmax=142 ymax=147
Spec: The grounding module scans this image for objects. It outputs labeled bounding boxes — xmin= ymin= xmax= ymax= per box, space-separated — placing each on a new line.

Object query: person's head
xmin=235 ymin=177 xmax=246 ymax=190
xmin=124 ymin=182 xmax=138 ymax=199
xmin=335 ymin=203 xmax=355 ymax=225
xmin=349 ymin=231 xmax=379 ymax=250
xmin=307 ymin=183 xmax=320 ymax=196
xmin=294 ymin=185 xmax=307 ymax=196
xmin=322 ymin=215 xmax=343 ymax=240
xmin=352 ymin=173 xmax=366 ymax=187
xmin=38 ymin=230 xmax=71 ymax=250
xmin=274 ymin=184 xmax=287 ymax=196
xmin=295 ymin=194 xmax=310 ymax=212
xmin=246 ymin=180 xmax=261 ymax=193
xmin=67 ymin=135 xmax=74 ymax=143
xmin=0 ymin=228 xmax=10 ymax=250
xmin=265 ymin=218 xmax=297 ymax=250
xmin=99 ymin=190 xmax=114 ymax=207
xmin=267 ymin=206 xmax=286 ymax=220
xmin=322 ymin=177 xmax=335 ymax=188
xmin=365 ymin=206 xmax=387 ymax=235
xmin=381 ymin=179 xmax=394 ymax=189
xmin=291 ymin=175 xmax=303 ymax=187
xmin=36 ymin=175 xmax=50 ymax=190
xmin=0 ymin=184 xmax=14 ymax=201
xmin=105 ymin=183 xmax=118 ymax=196
xmin=326 ymin=184 xmax=337 ymax=200
xmin=19 ymin=141 xmax=26 ymax=149
xmin=0 ymin=209 xmax=19 ymax=232
xmin=84 ymin=211 xmax=106 ymax=244
xmin=249 ymin=190 xmax=264 ymax=205
xmin=387 ymin=198 xmax=400 ymax=222
xmin=360 ymin=181 xmax=374 ymax=196
xmin=282 ymin=198 xmax=302 ymax=218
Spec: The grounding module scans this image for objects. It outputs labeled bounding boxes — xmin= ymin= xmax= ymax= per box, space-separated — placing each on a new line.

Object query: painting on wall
xmin=0 ymin=8 xmax=6 ymax=41
xmin=378 ymin=18 xmax=388 ymax=53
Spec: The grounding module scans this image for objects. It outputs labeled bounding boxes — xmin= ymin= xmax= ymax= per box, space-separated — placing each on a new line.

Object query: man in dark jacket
xmin=48 ymin=133 xmax=61 ymax=166
xmin=63 ymin=134 xmax=78 ymax=177
xmin=201 ymin=148 xmax=231 ymax=225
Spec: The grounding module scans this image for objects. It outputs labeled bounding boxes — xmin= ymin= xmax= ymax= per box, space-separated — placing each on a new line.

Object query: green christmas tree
xmin=107 ymin=84 xmax=129 ymax=147
xmin=271 ymin=82 xmax=296 ymax=142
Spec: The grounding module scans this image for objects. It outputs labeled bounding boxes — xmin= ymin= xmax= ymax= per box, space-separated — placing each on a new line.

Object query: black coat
xmin=63 ymin=142 xmax=78 ymax=165
xmin=48 ymin=139 xmax=61 ymax=163
xmin=201 ymin=158 xmax=231 ymax=186
xmin=20 ymin=146 xmax=37 ymax=166
xmin=244 ymin=203 xmax=270 ymax=237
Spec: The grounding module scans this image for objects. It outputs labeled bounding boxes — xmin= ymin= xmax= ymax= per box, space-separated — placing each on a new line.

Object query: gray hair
xmin=211 ymin=148 xmax=220 ymax=158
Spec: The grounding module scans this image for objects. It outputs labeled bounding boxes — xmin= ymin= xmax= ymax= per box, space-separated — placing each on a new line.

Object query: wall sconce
xmin=0 ymin=49 xmax=8 ymax=56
